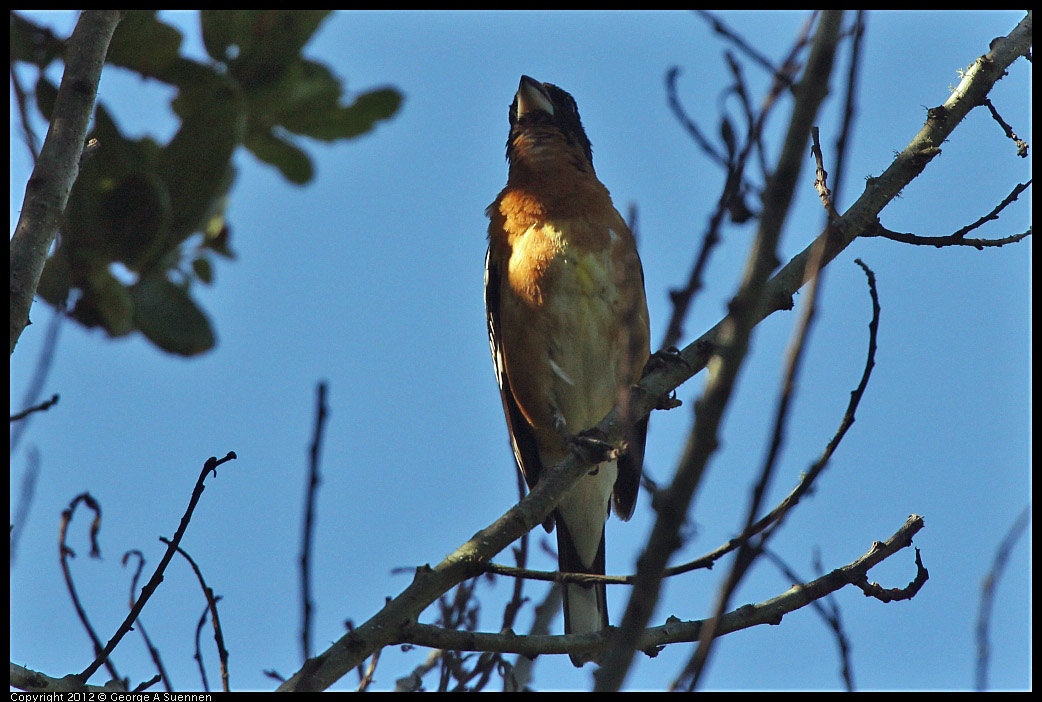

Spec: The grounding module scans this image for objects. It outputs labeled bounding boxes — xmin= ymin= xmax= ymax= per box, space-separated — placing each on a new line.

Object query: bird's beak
xmin=516 ymin=75 xmax=554 ymax=118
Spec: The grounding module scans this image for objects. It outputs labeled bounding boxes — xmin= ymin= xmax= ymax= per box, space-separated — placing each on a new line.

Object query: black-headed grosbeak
xmin=485 ymin=76 xmax=650 ymax=665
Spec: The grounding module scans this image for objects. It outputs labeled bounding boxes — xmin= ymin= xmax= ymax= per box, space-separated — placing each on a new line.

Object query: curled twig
xmin=60 ymin=492 xmax=122 ymax=686
xmin=855 ymin=547 xmax=929 ymax=602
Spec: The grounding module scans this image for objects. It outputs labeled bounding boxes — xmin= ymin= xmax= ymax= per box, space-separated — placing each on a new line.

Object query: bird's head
xmin=506 ymin=75 xmax=594 ymax=173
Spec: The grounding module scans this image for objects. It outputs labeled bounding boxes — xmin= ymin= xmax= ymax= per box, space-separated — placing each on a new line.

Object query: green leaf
xmin=99 ymin=171 xmax=171 ymax=268
xmin=246 ymin=59 xmax=403 ymax=142
xmin=192 ymin=256 xmax=214 ymax=284
xmin=106 ymin=10 xmax=184 ymax=80
xmin=244 ymin=128 xmax=314 ymax=184
xmin=34 ymin=75 xmax=58 ymax=121
xmin=161 ymin=74 xmax=245 ymax=243
xmin=61 ymin=105 xmax=172 ymax=273
xmin=130 ymin=274 xmax=216 ymax=356
xmin=286 ymin=86 xmax=402 ymax=141
xmin=10 ymin=12 xmax=66 ymax=68
xmin=201 ymin=219 xmax=236 ymax=259
xmin=37 ymin=249 xmax=73 ymax=307
xmin=69 ymin=265 xmax=135 ymax=337
xmin=201 ymin=10 xmax=332 ymax=82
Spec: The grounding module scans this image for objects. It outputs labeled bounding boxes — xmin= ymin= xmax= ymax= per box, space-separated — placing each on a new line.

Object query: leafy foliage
xmin=13 ymin=10 xmax=402 ymax=355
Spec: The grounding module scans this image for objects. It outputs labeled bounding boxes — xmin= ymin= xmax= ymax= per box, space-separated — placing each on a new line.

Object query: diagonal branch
xmin=276 ymin=12 xmax=1031 ymax=692
xmin=10 ymin=10 xmax=123 ymax=355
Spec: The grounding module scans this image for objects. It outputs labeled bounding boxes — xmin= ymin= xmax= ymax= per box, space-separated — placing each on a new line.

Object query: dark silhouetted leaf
xmin=201 ymin=10 xmax=332 ymax=85
xmin=192 ymin=256 xmax=214 ymax=284
xmin=70 ymin=266 xmax=135 ymax=337
xmin=9 ymin=12 xmax=65 ymax=68
xmin=130 ymin=274 xmax=216 ymax=356
xmin=289 ymin=86 xmax=403 ymax=141
xmin=244 ymin=129 xmax=314 ymax=184
xmin=161 ymin=74 xmax=245 ymax=243
xmin=106 ymin=10 xmax=183 ymax=80
xmin=34 ymin=75 xmax=58 ymax=121
xmin=37 ymin=249 xmax=72 ymax=307
xmin=100 ymin=171 xmax=171 ymax=268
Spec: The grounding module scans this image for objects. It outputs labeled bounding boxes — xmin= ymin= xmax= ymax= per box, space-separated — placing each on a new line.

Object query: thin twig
xmin=811 ymin=127 xmax=841 ymax=222
xmin=9 ymin=61 xmax=41 ymax=162
xmin=79 ymin=451 xmax=237 ymax=684
xmin=854 ymin=547 xmax=929 ymax=601
xmin=831 ymin=10 xmax=866 ymax=205
xmin=10 ymin=446 xmax=42 ymax=566
xmin=192 ymin=605 xmax=212 ymax=693
xmin=675 ymin=137 xmax=836 ymax=691
xmin=10 ymin=393 xmax=60 ymax=423
xmin=763 ymin=548 xmax=854 ymax=691
xmin=355 ymin=648 xmax=381 ymax=692
xmin=983 ymin=97 xmax=1029 ymax=157
xmin=301 ymin=381 xmax=330 ymax=661
xmin=665 ymin=66 xmax=726 ymax=169
xmin=10 ymin=302 xmax=64 ymax=456
xmin=159 ymin=538 xmax=231 ymax=692
xmin=660 ymin=17 xmax=811 ymax=351
xmin=695 ymin=10 xmax=801 ymax=87
xmin=975 ymin=505 xmax=1031 ymax=691
xmin=866 ymin=180 xmax=1032 ymax=249
xmin=121 ymin=551 xmax=173 ymax=692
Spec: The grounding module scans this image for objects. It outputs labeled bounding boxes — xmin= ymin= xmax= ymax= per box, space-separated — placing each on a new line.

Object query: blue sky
xmin=10 ymin=11 xmax=1030 ymax=691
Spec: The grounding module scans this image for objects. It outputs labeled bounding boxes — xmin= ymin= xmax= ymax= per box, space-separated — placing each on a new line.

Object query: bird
xmin=484 ymin=75 xmax=650 ymax=666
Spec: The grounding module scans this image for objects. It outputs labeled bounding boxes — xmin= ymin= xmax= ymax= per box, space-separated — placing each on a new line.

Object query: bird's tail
xmin=556 ymin=513 xmax=608 ymax=666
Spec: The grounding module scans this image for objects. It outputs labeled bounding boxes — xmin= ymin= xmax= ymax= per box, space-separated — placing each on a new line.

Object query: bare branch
xmin=10 ymin=10 xmax=123 ymax=355
xmin=10 ymin=302 xmax=64 ymax=456
xmin=695 ymin=10 xmax=803 ymax=87
xmin=812 ymin=127 xmax=841 ymax=222
xmin=191 ymin=605 xmax=213 ymax=692
xmin=10 ymin=446 xmax=42 ymax=566
xmin=396 ymin=516 xmax=925 ymax=662
xmin=9 ymin=61 xmax=41 ymax=162
xmin=763 ymin=549 xmax=854 ymax=691
xmin=866 ymin=180 xmax=1032 ymax=249
xmin=854 ymin=547 xmax=929 ymax=602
